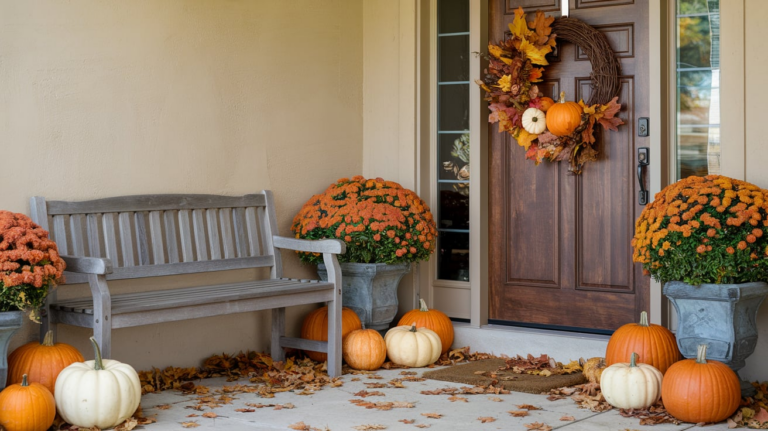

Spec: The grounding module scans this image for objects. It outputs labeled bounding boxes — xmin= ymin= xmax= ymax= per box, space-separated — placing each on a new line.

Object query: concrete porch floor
xmin=139 ymin=366 xmax=731 ymax=431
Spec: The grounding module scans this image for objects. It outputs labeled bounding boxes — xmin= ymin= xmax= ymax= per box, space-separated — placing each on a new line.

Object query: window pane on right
xmin=676 ymin=0 xmax=720 ymax=179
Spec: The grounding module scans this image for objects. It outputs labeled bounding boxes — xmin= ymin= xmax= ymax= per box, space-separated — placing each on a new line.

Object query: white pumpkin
xmin=55 ymin=337 xmax=141 ymax=429
xmin=601 ymin=353 xmax=663 ymax=410
xmin=384 ymin=324 xmax=441 ymax=368
xmin=522 ymin=107 xmax=547 ymax=134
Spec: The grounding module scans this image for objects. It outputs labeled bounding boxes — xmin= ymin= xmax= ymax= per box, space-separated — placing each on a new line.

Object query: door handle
xmin=637 ymin=148 xmax=649 ymax=205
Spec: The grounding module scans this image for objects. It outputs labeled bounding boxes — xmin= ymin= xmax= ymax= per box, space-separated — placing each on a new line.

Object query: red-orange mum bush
xmin=292 ymin=176 xmax=438 ymax=264
xmin=632 ymin=175 xmax=768 ymax=284
xmin=0 ymin=211 xmax=65 ymax=321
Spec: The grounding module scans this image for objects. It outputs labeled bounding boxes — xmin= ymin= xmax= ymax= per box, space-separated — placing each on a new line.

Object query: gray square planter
xmin=663 ymin=281 xmax=768 ymax=397
xmin=0 ymin=311 xmax=24 ymax=388
xmin=318 ymin=262 xmax=411 ymax=332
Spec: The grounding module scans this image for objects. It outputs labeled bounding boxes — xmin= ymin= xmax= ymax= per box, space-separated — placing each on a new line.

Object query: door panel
xmin=489 ymin=0 xmax=650 ymax=331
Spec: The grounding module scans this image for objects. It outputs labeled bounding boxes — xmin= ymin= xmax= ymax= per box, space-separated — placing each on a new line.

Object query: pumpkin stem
xmin=21 ymin=374 xmax=29 ymax=387
xmin=410 ymin=324 xmax=417 ymax=333
xmin=639 ymin=311 xmax=649 ymax=327
xmin=419 ymin=298 xmax=429 ymax=312
xmin=696 ymin=344 xmax=708 ymax=364
xmin=630 ymin=353 xmax=638 ymax=368
xmin=558 ymin=91 xmax=566 ymax=103
xmin=42 ymin=330 xmax=55 ymax=347
xmin=89 ymin=336 xmax=105 ymax=371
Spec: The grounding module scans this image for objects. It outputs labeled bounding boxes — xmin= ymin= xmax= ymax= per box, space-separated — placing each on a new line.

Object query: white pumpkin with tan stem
xmin=55 ymin=337 xmax=141 ymax=429
xmin=601 ymin=352 xmax=663 ymax=410
xmin=521 ymin=107 xmax=547 ymax=134
xmin=384 ymin=324 xmax=442 ymax=368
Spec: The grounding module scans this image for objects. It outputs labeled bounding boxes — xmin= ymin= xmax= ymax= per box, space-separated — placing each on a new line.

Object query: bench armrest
xmin=272 ymin=236 xmax=346 ymax=255
xmin=62 ymin=255 xmax=113 ymax=275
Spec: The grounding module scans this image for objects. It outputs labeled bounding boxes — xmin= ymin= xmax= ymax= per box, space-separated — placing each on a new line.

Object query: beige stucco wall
xmin=720 ymin=0 xmax=768 ymax=382
xmin=0 ymin=0 xmax=363 ymax=370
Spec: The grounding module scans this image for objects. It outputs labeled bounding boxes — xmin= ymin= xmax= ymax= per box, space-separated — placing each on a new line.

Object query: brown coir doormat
xmin=422 ymin=358 xmax=586 ymax=394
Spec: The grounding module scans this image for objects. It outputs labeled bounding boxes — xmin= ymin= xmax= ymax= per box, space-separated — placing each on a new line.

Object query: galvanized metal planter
xmin=318 ymin=262 xmax=411 ymax=332
xmin=0 ymin=310 xmax=24 ymax=388
xmin=663 ymin=281 xmax=768 ymax=397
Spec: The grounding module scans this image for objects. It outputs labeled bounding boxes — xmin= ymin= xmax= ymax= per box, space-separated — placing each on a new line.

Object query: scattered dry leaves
xmin=421 ymin=413 xmax=443 ymax=419
xmin=523 ymin=422 xmax=552 ymax=431
xmin=349 ymin=399 xmax=416 ymax=411
xmin=354 ymin=390 xmax=385 ymax=398
xmin=619 ymin=405 xmax=681 ymax=425
xmin=180 ymin=422 xmax=199 ymax=428
xmin=503 ymin=354 xmax=582 ymax=376
xmin=155 ymin=404 xmax=171 ymax=410
xmin=288 ymin=422 xmax=330 ymax=431
xmin=508 ymin=410 xmax=530 ymax=417
xmin=352 ymin=425 xmax=387 ymax=430
xmin=448 ymin=396 xmax=468 ymax=403
xmin=517 ymin=404 xmax=542 ymax=411
xmin=478 ymin=417 xmax=496 ymax=423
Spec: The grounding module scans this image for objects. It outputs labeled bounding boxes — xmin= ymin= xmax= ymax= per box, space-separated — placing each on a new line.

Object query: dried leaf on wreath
xmin=516 ymin=129 xmax=538 ymax=151
xmin=519 ymin=38 xmax=550 ymax=66
xmin=527 ymin=10 xmax=556 ymax=47
xmin=597 ymin=97 xmax=624 ymax=131
xmin=509 ymin=7 xmax=531 ymax=39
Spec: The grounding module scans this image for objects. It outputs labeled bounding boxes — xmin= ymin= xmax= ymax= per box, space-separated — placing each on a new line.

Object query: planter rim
xmin=663 ymin=280 xmax=768 ymax=301
xmin=317 ymin=262 xmax=412 ymax=275
xmin=0 ymin=310 xmax=25 ymax=326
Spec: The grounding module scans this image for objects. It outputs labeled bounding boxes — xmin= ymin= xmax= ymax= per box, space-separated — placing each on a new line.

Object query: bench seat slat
xmin=51 ymin=279 xmax=334 ymax=316
xmin=46 ymin=194 xmax=267 ymax=215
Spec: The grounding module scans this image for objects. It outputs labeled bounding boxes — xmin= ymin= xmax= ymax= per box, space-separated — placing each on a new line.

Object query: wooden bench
xmin=29 ymin=191 xmax=346 ymax=376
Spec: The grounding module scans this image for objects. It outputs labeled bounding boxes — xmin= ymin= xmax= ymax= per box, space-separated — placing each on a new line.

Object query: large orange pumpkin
xmin=605 ymin=311 xmax=681 ymax=374
xmin=546 ymin=91 xmax=583 ymax=136
xmin=398 ymin=299 xmax=454 ymax=354
xmin=662 ymin=344 xmax=741 ymax=423
xmin=343 ymin=328 xmax=387 ymax=371
xmin=301 ymin=306 xmax=362 ymax=362
xmin=0 ymin=374 xmax=56 ymax=431
xmin=7 ymin=330 xmax=84 ymax=394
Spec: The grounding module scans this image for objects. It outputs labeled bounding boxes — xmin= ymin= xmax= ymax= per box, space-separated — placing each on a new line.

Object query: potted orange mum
xmin=292 ymin=176 xmax=438 ymax=331
xmin=632 ymin=175 xmax=768 ymax=396
xmin=0 ymin=211 xmax=65 ymax=387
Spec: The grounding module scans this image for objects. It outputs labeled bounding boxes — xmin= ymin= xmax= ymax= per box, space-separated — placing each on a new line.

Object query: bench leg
xmin=326 ymin=296 xmax=342 ymax=377
xmin=271 ymin=307 xmax=286 ymax=362
xmin=88 ymin=274 xmax=112 ymax=359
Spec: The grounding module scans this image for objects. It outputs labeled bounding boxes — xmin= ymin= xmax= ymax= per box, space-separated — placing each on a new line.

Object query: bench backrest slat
xmin=31 ymin=193 xmax=277 ymax=281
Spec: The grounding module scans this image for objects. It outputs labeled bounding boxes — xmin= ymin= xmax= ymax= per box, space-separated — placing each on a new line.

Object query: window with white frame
xmin=436 ymin=0 xmax=470 ymax=282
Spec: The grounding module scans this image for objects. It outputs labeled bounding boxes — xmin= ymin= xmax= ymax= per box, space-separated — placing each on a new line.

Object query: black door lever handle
xmin=637 ymin=148 xmax=650 ymax=205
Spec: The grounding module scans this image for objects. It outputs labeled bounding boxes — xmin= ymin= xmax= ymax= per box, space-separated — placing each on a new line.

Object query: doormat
xmin=422 ymin=358 xmax=586 ymax=394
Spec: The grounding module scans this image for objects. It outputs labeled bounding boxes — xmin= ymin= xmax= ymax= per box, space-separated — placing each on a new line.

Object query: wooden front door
xmin=489 ymin=0 xmax=650 ymax=332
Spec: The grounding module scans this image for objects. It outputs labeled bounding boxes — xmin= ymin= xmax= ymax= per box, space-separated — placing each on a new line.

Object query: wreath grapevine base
xmin=477 ymin=9 xmax=625 ymax=174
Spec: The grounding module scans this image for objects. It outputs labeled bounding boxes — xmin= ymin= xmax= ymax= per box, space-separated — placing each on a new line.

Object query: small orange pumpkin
xmin=546 ymin=91 xmax=583 ymax=136
xmin=605 ymin=311 xmax=681 ymax=374
xmin=301 ymin=306 xmax=362 ymax=362
xmin=539 ymin=96 xmax=555 ymax=112
xmin=397 ymin=299 xmax=454 ymax=354
xmin=662 ymin=344 xmax=741 ymax=423
xmin=343 ymin=327 xmax=387 ymax=371
xmin=0 ymin=374 xmax=56 ymax=431
xmin=7 ymin=330 xmax=84 ymax=395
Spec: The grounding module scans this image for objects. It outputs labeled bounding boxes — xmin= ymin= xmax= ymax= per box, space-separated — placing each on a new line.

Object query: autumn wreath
xmin=476 ymin=8 xmax=624 ymax=174
xmin=632 ymin=175 xmax=768 ymax=285
xmin=0 ymin=211 xmax=65 ymax=321
xmin=291 ymin=176 xmax=438 ymax=265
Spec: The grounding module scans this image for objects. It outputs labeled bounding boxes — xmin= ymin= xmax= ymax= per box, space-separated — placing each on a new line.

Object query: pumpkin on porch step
xmin=343 ymin=327 xmax=387 ymax=371
xmin=7 ymin=330 xmax=84 ymax=395
xmin=605 ymin=311 xmax=681 ymax=374
xmin=301 ymin=306 xmax=362 ymax=362
xmin=0 ymin=374 xmax=55 ymax=431
xmin=384 ymin=324 xmax=442 ymax=368
xmin=397 ymin=299 xmax=454 ymax=354
xmin=601 ymin=353 xmax=662 ymax=410
xmin=661 ymin=344 xmax=741 ymax=424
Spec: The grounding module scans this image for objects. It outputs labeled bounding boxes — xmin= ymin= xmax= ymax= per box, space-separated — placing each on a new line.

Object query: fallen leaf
xmin=155 ymin=404 xmax=172 ymax=410
xmin=421 ymin=413 xmax=443 ymax=419
xmin=186 ymin=414 xmax=199 ymax=418
xmin=478 ymin=417 xmax=496 ymax=423
xmin=415 ymin=425 xmax=431 ymax=429
xmin=202 ymin=412 xmax=217 ymax=419
xmin=488 ymin=397 xmax=503 ymax=402
xmin=560 ymin=415 xmax=575 ymax=421
xmin=180 ymin=422 xmax=200 ymax=428
xmin=114 ymin=418 xmax=138 ymax=431
xmin=352 ymin=425 xmax=387 ymax=430
xmin=523 ymin=422 xmax=552 ymax=431
xmin=235 ymin=408 xmax=255 ymax=413
xmin=398 ymin=419 xmax=415 ymax=424
xmin=509 ymin=410 xmax=530 ymax=417
xmin=354 ymin=390 xmax=385 ymax=398
xmin=517 ymin=404 xmax=542 ymax=411
xmin=448 ymin=396 xmax=468 ymax=403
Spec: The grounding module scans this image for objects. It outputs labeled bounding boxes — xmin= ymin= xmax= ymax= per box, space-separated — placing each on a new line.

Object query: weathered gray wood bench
xmin=29 ymin=191 xmax=346 ymax=376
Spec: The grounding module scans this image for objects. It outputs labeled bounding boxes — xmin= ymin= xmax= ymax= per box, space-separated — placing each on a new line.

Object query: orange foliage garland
xmin=7 ymin=331 xmax=84 ymax=395
xmin=397 ymin=299 xmax=454 ymax=355
xmin=605 ymin=311 xmax=681 ymax=374
xmin=300 ymin=306 xmax=362 ymax=363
